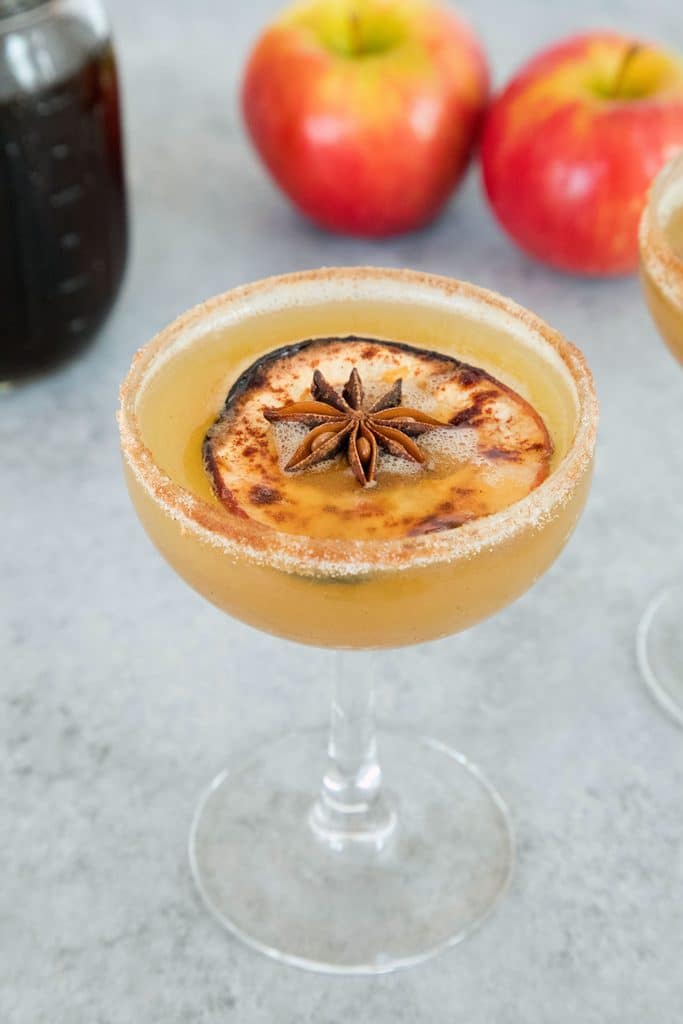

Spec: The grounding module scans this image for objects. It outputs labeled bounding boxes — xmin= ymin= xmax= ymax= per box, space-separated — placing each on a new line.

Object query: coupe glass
xmin=118 ymin=267 xmax=597 ymax=973
xmin=638 ymin=150 xmax=683 ymax=724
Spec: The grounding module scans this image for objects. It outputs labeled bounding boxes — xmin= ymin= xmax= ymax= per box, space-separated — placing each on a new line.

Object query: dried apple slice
xmin=204 ymin=336 xmax=552 ymax=541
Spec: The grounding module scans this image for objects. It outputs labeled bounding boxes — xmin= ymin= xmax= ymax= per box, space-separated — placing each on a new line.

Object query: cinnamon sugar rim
xmin=639 ymin=149 xmax=683 ymax=307
xmin=118 ymin=267 xmax=598 ymax=577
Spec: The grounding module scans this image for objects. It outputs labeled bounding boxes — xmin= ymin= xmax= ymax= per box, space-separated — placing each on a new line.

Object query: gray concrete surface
xmin=2 ymin=0 xmax=683 ymax=1020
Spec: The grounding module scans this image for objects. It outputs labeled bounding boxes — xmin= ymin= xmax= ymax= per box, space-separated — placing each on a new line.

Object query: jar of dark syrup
xmin=0 ymin=0 xmax=126 ymax=381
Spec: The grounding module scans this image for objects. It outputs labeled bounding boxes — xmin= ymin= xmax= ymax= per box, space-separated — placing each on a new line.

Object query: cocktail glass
xmin=638 ymin=150 xmax=683 ymax=724
xmin=118 ymin=268 xmax=598 ymax=973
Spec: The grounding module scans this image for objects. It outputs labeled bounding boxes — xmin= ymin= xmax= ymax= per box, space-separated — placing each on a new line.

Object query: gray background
xmin=2 ymin=0 xmax=682 ymax=1020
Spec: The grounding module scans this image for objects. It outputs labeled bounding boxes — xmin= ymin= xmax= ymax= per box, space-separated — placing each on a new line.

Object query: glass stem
xmin=309 ymin=651 xmax=396 ymax=851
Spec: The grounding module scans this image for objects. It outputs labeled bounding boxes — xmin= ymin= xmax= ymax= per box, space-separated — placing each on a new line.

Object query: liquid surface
xmin=137 ymin=297 xmax=576 ymax=538
xmin=203 ymin=336 xmax=553 ymax=540
xmin=0 ymin=28 xmax=127 ymax=380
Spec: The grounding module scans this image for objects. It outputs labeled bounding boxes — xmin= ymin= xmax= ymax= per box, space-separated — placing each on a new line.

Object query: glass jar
xmin=0 ymin=0 xmax=127 ymax=381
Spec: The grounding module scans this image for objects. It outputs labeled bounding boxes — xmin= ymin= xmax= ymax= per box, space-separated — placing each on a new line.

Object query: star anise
xmin=263 ymin=367 xmax=449 ymax=487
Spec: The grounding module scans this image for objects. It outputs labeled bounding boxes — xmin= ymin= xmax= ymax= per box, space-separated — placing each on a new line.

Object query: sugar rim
xmin=117 ymin=267 xmax=598 ymax=577
xmin=639 ymin=148 xmax=683 ymax=308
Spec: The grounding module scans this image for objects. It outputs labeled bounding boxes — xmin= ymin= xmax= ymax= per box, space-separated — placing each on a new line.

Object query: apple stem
xmin=349 ymin=10 xmax=362 ymax=56
xmin=612 ymin=42 xmax=642 ymax=98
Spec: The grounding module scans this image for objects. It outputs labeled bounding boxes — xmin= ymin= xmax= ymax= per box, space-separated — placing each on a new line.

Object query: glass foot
xmin=637 ymin=583 xmax=683 ymax=727
xmin=189 ymin=729 xmax=514 ymax=974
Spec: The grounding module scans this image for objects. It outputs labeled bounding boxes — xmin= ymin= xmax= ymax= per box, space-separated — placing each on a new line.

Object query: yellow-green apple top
xmin=242 ymin=0 xmax=488 ymax=237
xmin=481 ymin=32 xmax=683 ymax=275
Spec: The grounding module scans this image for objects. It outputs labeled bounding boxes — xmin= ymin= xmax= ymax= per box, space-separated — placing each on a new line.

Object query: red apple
xmin=480 ymin=33 xmax=683 ymax=275
xmin=241 ymin=0 xmax=488 ymax=237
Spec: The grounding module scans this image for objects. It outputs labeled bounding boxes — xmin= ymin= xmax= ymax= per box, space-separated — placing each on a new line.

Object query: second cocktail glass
xmin=638 ymin=150 xmax=683 ymax=725
xmin=118 ymin=268 xmax=598 ymax=973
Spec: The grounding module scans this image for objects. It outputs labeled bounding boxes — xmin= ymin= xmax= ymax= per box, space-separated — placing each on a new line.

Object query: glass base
xmin=637 ymin=583 xmax=683 ymax=727
xmin=189 ymin=729 xmax=514 ymax=974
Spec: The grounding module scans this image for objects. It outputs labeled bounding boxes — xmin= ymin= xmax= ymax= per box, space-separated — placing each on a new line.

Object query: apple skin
xmin=242 ymin=0 xmax=488 ymax=237
xmin=480 ymin=33 xmax=683 ymax=275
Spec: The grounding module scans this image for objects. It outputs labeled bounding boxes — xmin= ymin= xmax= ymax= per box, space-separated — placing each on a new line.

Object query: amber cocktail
xmin=638 ymin=151 xmax=683 ymax=722
xmin=118 ymin=267 xmax=597 ymax=973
